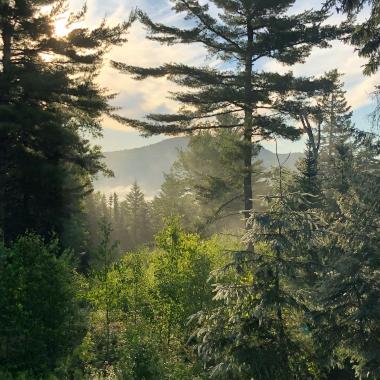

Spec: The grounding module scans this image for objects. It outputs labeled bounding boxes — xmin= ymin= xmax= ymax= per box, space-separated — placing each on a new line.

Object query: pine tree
xmin=172 ymin=117 xmax=268 ymax=232
xmin=194 ymin=169 xmax=322 ymax=379
xmin=151 ymin=170 xmax=200 ymax=233
xmin=0 ymin=1 xmax=134 ymax=243
xmin=123 ymin=182 xmax=152 ymax=250
xmin=112 ymin=0 xmax=345 ymax=232
xmin=293 ymin=140 xmax=322 ymax=210
xmin=111 ymin=192 xmax=128 ymax=249
xmin=192 ymin=136 xmax=334 ymax=378
xmin=323 ymin=1 xmax=380 ymax=126
xmin=325 ymin=0 xmax=380 ymax=74
xmin=312 ymin=140 xmax=380 ymax=379
xmin=318 ymin=70 xmax=354 ymax=192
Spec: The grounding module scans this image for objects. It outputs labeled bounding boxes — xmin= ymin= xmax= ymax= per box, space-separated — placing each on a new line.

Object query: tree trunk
xmin=243 ymin=18 xmax=254 ymax=234
xmin=0 ymin=13 xmax=13 ymax=243
xmin=328 ymin=94 xmax=335 ymax=160
xmin=1 ymin=10 xmax=12 ymax=91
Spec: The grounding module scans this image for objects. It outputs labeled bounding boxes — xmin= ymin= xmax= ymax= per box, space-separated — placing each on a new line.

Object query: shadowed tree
xmin=318 ymin=70 xmax=355 ymax=192
xmin=0 ymin=0 xmax=134 ymax=243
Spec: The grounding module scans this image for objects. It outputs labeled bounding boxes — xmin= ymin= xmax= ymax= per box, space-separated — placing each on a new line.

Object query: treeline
xmin=1 ymin=67 xmax=378 ymax=379
xmin=0 ymin=104 xmax=378 ymax=378
xmin=0 ymin=0 xmax=380 ymax=379
xmin=77 ymin=118 xmax=270 ymax=263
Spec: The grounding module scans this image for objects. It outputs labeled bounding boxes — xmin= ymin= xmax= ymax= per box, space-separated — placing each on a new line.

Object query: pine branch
xmin=174 ymin=0 xmax=243 ymax=52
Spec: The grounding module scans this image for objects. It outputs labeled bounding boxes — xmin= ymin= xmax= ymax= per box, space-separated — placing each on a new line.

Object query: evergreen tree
xmin=151 ymin=170 xmax=200 ymax=233
xmin=311 ymin=133 xmax=380 ymax=380
xmin=325 ymin=0 xmax=380 ymax=74
xmin=112 ymin=0 xmax=345 ymax=231
xmin=111 ymin=192 xmax=130 ymax=249
xmin=194 ymin=170 xmax=322 ymax=379
xmin=0 ymin=234 xmax=83 ymax=376
xmin=173 ymin=118 xmax=268 ymax=232
xmin=324 ymin=0 xmax=380 ymax=126
xmin=294 ymin=141 xmax=321 ymax=209
xmin=193 ymin=139 xmax=328 ymax=379
xmin=0 ymin=0 xmax=134 ymax=243
xmin=123 ymin=182 xmax=152 ymax=249
xmin=318 ymin=70 xmax=354 ymax=192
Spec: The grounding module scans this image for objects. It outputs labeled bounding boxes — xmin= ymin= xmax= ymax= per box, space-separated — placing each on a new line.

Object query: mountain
xmin=94 ymin=137 xmax=302 ymax=197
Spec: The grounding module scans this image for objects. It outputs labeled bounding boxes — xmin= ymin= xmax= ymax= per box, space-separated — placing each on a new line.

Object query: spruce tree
xmin=0 ymin=1 xmax=133 ymax=243
xmin=294 ymin=141 xmax=321 ymax=209
xmin=151 ymin=170 xmax=200 ymax=232
xmin=112 ymin=0 xmax=345 ymax=231
xmin=123 ymin=182 xmax=152 ymax=249
xmin=312 ymin=137 xmax=380 ymax=379
xmin=318 ymin=70 xmax=354 ymax=192
xmin=194 ymin=164 xmax=322 ymax=379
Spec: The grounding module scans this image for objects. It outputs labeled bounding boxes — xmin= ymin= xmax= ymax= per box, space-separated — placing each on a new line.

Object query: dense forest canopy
xmin=0 ymin=0 xmax=379 ymax=379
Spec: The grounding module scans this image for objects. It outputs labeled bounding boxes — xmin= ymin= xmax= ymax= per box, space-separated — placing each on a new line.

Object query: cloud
xmin=96 ymin=21 xmax=207 ymax=132
xmin=65 ymin=0 xmax=208 ymax=132
xmin=263 ymin=40 xmax=380 ymax=110
xmin=69 ymin=0 xmax=378 ymax=138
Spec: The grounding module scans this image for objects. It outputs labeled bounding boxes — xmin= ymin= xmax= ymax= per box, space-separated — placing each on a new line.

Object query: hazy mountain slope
xmin=94 ymin=137 xmax=302 ymax=196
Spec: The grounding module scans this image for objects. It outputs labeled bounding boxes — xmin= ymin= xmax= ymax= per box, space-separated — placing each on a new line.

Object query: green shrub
xmin=0 ymin=234 xmax=83 ymax=377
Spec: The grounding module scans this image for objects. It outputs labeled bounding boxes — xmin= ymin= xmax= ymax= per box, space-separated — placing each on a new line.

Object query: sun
xmin=54 ymin=18 xmax=70 ymax=37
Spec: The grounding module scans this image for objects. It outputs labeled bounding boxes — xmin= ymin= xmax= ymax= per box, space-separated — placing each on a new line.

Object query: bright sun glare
xmin=54 ymin=18 xmax=70 ymax=37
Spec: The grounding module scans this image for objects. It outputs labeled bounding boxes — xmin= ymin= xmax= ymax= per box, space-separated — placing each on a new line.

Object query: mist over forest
xmin=0 ymin=1 xmax=379 ymax=379
xmin=93 ymin=137 xmax=303 ymax=197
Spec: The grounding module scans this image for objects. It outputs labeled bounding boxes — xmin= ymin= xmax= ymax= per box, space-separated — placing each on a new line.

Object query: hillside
xmin=94 ymin=137 xmax=302 ymax=196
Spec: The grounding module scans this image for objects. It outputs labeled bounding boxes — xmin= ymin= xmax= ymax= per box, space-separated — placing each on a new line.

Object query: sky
xmin=64 ymin=0 xmax=379 ymax=154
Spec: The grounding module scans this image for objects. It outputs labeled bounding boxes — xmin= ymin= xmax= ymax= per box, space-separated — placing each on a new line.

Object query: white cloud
xmin=263 ymin=40 xmax=380 ymax=110
xmin=66 ymin=1 xmax=209 ymax=132
xmin=97 ymin=21 xmax=208 ymax=131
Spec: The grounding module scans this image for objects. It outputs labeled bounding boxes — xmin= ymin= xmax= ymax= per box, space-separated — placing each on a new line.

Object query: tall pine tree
xmin=112 ymin=0 xmax=346 ymax=232
xmin=319 ymin=70 xmax=354 ymax=192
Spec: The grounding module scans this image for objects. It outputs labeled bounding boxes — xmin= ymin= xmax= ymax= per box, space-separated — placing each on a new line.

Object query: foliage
xmin=0 ymin=234 xmax=84 ymax=377
xmin=0 ymin=0 xmax=133 ymax=243
xmin=113 ymin=0 xmax=346 ymax=230
xmin=0 ymin=1 xmax=379 ymax=379
xmin=193 ymin=176 xmax=322 ymax=379
xmin=123 ymin=182 xmax=153 ymax=250
xmin=74 ymin=220 xmax=222 ymax=379
xmin=312 ymin=137 xmax=380 ymax=380
xmin=325 ymin=0 xmax=380 ymax=74
xmin=150 ymin=170 xmax=201 ymax=233
xmin=192 ymin=70 xmax=380 ymax=379
xmin=171 ymin=119 xmax=269 ymax=232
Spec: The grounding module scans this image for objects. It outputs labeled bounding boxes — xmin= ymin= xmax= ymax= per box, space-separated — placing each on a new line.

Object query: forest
xmin=0 ymin=0 xmax=379 ymax=379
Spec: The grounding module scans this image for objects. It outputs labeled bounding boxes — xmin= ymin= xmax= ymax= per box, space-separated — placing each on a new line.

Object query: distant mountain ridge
xmin=94 ymin=137 xmax=303 ymax=196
